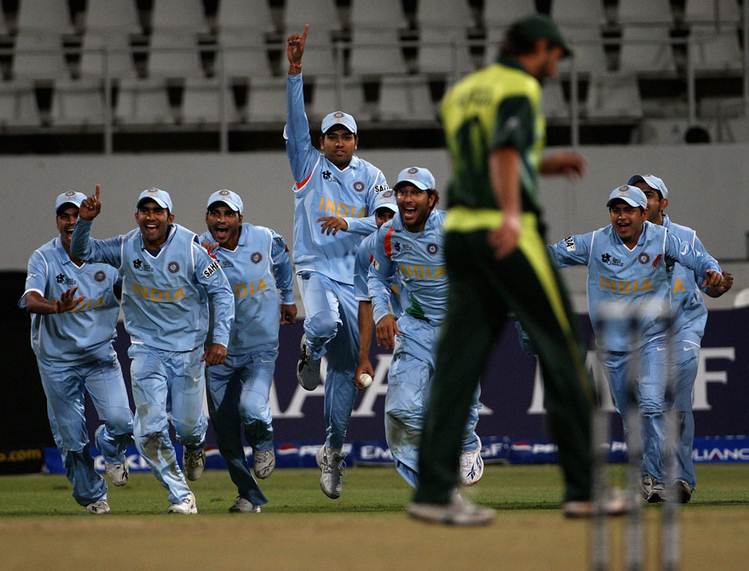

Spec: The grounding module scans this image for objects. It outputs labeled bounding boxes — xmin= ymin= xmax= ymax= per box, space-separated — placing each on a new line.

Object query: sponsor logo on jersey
xmin=132 ymin=258 xmax=153 ymax=272
xmin=374 ymin=184 xmax=390 ymax=193
xmin=353 ymin=181 xmax=365 ymax=192
xmin=251 ymin=252 xmax=263 ymax=264
xmin=598 ymin=275 xmax=653 ymax=295
xmin=56 ymin=273 xmax=66 ymax=284
xmin=70 ymin=296 xmax=106 ymax=313
xmin=638 ymin=253 xmax=650 ymax=264
xmin=131 ymin=282 xmax=185 ymax=303
xmin=322 ymin=170 xmax=332 ymax=180
xmin=398 ymin=263 xmax=446 ymax=280
xmin=233 ymin=279 xmax=267 ymax=299
xmin=427 ymin=243 xmax=439 ymax=255
xmin=94 ymin=270 xmax=106 ymax=282
xmin=564 ymin=236 xmax=575 ymax=252
xmin=202 ymin=260 xmax=220 ymax=279
xmin=167 ymin=261 xmax=180 ymax=273
xmin=318 ymin=195 xmax=366 ymax=218
xmin=55 ymin=273 xmax=77 ymax=286
xmin=601 ymin=252 xmax=623 ymax=267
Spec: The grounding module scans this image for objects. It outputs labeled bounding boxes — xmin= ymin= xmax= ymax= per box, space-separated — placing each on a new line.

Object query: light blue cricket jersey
xmin=20 ymin=237 xmax=120 ymax=365
xmin=71 ymin=219 xmax=234 ymax=351
xmin=200 ymin=223 xmax=294 ymax=355
xmin=663 ymin=215 xmax=709 ymax=344
xmin=286 ymin=74 xmax=388 ymax=285
xmin=548 ymin=221 xmax=720 ymax=351
xmin=369 ymin=209 xmax=447 ymax=327
xmin=355 ymin=231 xmax=402 ymax=315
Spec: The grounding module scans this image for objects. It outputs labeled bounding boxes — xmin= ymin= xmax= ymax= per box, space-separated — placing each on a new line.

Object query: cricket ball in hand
xmin=359 ymin=373 xmax=373 ymax=389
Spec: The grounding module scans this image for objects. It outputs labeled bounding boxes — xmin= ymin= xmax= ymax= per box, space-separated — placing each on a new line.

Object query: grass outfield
xmin=0 ymin=464 xmax=748 ymax=570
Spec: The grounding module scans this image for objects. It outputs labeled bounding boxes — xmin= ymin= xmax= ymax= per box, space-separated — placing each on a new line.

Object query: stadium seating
xmin=16 ymin=0 xmax=73 ymax=34
xmin=350 ymin=0 xmax=408 ymax=31
xmin=284 ymin=0 xmax=340 ymax=39
xmin=619 ymin=25 xmax=675 ymax=72
xmin=0 ymin=80 xmax=40 ymax=127
xmin=216 ymin=0 xmax=275 ymax=33
xmin=247 ymin=77 xmax=287 ymax=122
xmin=148 ymin=30 xmax=204 ymax=79
xmin=182 ymin=78 xmax=239 ymax=124
xmin=310 ymin=76 xmax=367 ymax=122
xmin=115 ymin=78 xmax=173 ymax=124
xmin=689 ymin=24 xmax=743 ymax=72
xmin=483 ymin=0 xmax=536 ymax=28
xmin=13 ymin=32 xmax=69 ymax=80
xmin=586 ymin=73 xmax=643 ymax=119
xmin=218 ymin=29 xmax=272 ymax=79
xmin=84 ymin=0 xmax=141 ymax=34
xmin=542 ymin=79 xmax=569 ymax=120
xmin=417 ymin=27 xmax=474 ymax=76
xmin=558 ymin=25 xmax=608 ymax=74
xmin=151 ymin=0 xmax=207 ymax=33
xmin=617 ymin=0 xmax=673 ymax=24
xmin=417 ymin=0 xmax=474 ymax=31
xmin=684 ymin=0 xmax=741 ymax=24
xmin=79 ymin=32 xmax=137 ymax=79
xmin=377 ymin=75 xmax=435 ymax=121
xmin=551 ymin=0 xmax=606 ymax=26
xmin=349 ymin=28 xmax=407 ymax=76
xmin=51 ymin=79 xmax=105 ymax=126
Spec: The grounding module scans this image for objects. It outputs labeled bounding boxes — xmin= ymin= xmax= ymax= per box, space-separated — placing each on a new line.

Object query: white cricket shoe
xmin=167 ymin=492 xmax=198 ymax=515
xmin=228 ymin=496 xmax=262 ymax=513
xmin=86 ymin=499 xmax=111 ymax=515
xmin=459 ymin=439 xmax=485 ymax=486
xmin=563 ymin=489 xmax=629 ymax=519
xmin=408 ymin=492 xmax=495 ymax=526
xmin=316 ymin=446 xmax=345 ymax=500
xmin=296 ymin=335 xmax=321 ymax=391
xmin=253 ymin=448 xmax=276 ymax=480
xmin=104 ymin=461 xmax=129 ymax=487
xmin=183 ymin=447 xmax=206 ymax=481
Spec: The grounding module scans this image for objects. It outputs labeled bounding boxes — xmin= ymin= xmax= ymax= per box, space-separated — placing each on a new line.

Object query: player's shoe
xmin=252 ymin=448 xmax=275 ymax=480
xmin=316 ymin=446 xmax=345 ymax=500
xmin=104 ymin=461 xmax=129 ymax=487
xmin=673 ymin=479 xmax=693 ymax=504
xmin=86 ymin=499 xmax=111 ymax=515
xmin=408 ymin=492 xmax=495 ymax=526
xmin=228 ymin=496 xmax=262 ymax=513
xmin=459 ymin=438 xmax=484 ymax=486
xmin=641 ymin=475 xmax=666 ymax=503
xmin=183 ymin=447 xmax=206 ymax=481
xmin=167 ymin=492 xmax=198 ymax=515
xmin=296 ymin=334 xmax=321 ymax=391
xmin=562 ymin=489 xmax=629 ymax=519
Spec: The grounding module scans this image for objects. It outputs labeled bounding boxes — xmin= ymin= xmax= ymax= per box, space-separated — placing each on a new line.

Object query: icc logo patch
xmin=427 ymin=243 xmax=439 ymax=255
xmin=94 ymin=270 xmax=106 ymax=282
xmin=638 ymin=253 xmax=650 ymax=264
xmin=133 ymin=258 xmax=143 ymax=270
xmin=56 ymin=273 xmax=66 ymax=284
xmin=168 ymin=261 xmax=180 ymax=273
xmin=353 ymin=181 xmax=365 ymax=192
xmin=251 ymin=252 xmax=263 ymax=264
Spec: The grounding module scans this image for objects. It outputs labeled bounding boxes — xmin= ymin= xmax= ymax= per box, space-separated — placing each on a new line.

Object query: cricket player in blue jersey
xmin=368 ymin=167 xmax=484 ymax=489
xmin=548 ymin=184 xmax=723 ymax=503
xmin=628 ymin=174 xmax=733 ymax=502
xmin=200 ymin=189 xmax=297 ymax=513
xmin=20 ymin=191 xmax=133 ymax=514
xmin=71 ymin=186 xmax=235 ymax=514
xmin=286 ymin=25 xmax=389 ymax=499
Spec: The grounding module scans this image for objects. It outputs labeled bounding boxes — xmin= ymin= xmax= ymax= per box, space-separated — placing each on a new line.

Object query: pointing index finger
xmin=302 ymin=24 xmax=309 ymax=39
xmin=94 ymin=184 xmax=101 ymax=200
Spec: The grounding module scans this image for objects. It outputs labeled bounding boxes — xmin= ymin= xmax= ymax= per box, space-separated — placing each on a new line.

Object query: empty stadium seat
xmin=84 ymin=0 xmax=141 ymax=34
xmin=684 ymin=0 xmax=741 ymax=24
xmin=350 ymin=29 xmax=406 ymax=76
xmin=733 ymin=288 xmax=749 ymax=307
xmin=417 ymin=0 xmax=474 ymax=31
xmin=115 ymin=78 xmax=173 ymax=124
xmin=51 ymin=79 xmax=105 ymax=126
xmin=218 ymin=29 xmax=272 ymax=79
xmin=417 ymin=27 xmax=473 ymax=76
xmin=619 ymin=25 xmax=675 ymax=72
xmin=542 ymin=79 xmax=568 ymax=119
xmin=689 ymin=24 xmax=742 ymax=72
xmin=310 ymin=77 xmax=366 ymax=122
xmin=284 ymin=0 xmax=340 ymax=38
xmin=151 ymin=0 xmax=207 ymax=32
xmin=725 ymin=117 xmax=749 ymax=143
xmin=216 ymin=0 xmax=275 ymax=33
xmin=483 ymin=27 xmax=506 ymax=66
xmin=79 ymin=32 xmax=136 ymax=79
xmin=551 ymin=0 xmax=606 ymax=26
xmin=558 ymin=25 xmax=607 ymax=74
xmin=586 ymin=73 xmax=643 ymax=119
xmin=182 ymin=78 xmax=238 ymax=123
xmin=294 ymin=39 xmax=339 ymax=77
xmin=16 ymin=0 xmax=73 ymax=34
xmin=13 ymin=32 xmax=69 ymax=80
xmin=247 ymin=77 xmax=287 ymax=122
xmin=0 ymin=81 xmax=41 ymax=127
xmin=378 ymin=75 xmax=435 ymax=121
xmin=148 ymin=30 xmax=204 ymax=78
xmin=483 ymin=0 xmax=535 ymax=28
xmin=617 ymin=0 xmax=673 ymax=24
xmin=350 ymin=0 xmax=407 ymax=31
xmin=637 ymin=118 xmax=690 ymax=144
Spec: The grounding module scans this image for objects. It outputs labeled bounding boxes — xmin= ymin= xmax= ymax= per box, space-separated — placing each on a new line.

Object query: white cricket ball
xmin=359 ymin=373 xmax=373 ymax=389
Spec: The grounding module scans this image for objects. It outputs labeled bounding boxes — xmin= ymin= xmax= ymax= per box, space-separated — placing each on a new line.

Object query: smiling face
xmin=206 ymin=202 xmax=243 ymax=248
xmin=374 ymin=207 xmax=395 ymax=228
xmin=56 ymin=205 xmax=79 ymax=250
xmin=394 ymin=184 xmax=437 ymax=233
xmin=319 ymin=127 xmax=357 ymax=168
xmin=135 ymin=199 xmax=174 ymax=248
xmin=633 ymin=181 xmax=669 ymax=225
xmin=609 ymin=200 xmax=647 ymax=247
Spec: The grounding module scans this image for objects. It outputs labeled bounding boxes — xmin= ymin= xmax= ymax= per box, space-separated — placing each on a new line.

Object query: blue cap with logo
xmin=373 ymin=187 xmax=398 ymax=213
xmin=207 ymin=189 xmax=244 ymax=214
xmin=321 ymin=111 xmax=358 ymax=135
xmin=394 ymin=166 xmax=436 ymax=192
xmin=606 ymin=185 xmax=647 ymax=209
xmin=55 ymin=190 xmax=87 ymax=213
xmin=137 ymin=187 xmax=173 ymax=211
xmin=627 ymin=174 xmax=669 ymax=199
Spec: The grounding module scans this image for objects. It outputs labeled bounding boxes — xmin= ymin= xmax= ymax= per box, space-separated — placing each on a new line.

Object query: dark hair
xmin=500 ymin=28 xmax=539 ymax=58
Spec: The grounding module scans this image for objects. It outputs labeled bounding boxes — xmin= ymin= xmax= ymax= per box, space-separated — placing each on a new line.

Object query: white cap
xmin=627 ymin=174 xmax=669 ymax=199
xmin=207 ymin=189 xmax=244 ymax=214
xmin=321 ymin=111 xmax=358 ymax=135
xmin=606 ymin=185 xmax=647 ymax=209
xmin=394 ymin=166 xmax=436 ymax=191
xmin=374 ymin=188 xmax=398 ymax=213
xmin=54 ymin=190 xmax=87 ymax=213
xmin=137 ymin=187 xmax=173 ymax=211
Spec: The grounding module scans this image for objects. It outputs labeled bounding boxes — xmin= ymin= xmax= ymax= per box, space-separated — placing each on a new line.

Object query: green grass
xmin=0 ymin=463 xmax=747 ymax=517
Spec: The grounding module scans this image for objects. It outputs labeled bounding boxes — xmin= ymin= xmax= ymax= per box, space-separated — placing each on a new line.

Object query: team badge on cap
xmin=168 ymin=261 xmax=180 ymax=273
xmin=408 ymin=167 xmax=419 ymax=174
